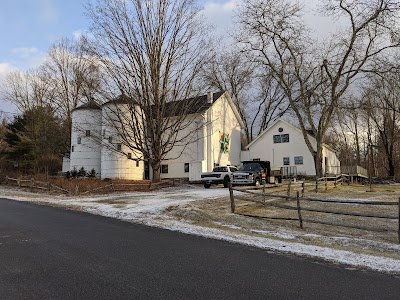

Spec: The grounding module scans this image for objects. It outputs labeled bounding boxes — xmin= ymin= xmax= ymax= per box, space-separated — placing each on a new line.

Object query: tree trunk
xmin=151 ymin=161 xmax=161 ymax=183
xmin=314 ymin=142 xmax=324 ymax=177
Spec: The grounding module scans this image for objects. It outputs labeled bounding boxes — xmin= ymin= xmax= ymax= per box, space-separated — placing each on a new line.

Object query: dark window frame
xmin=294 ymin=156 xmax=303 ymax=165
xmin=161 ymin=164 xmax=168 ymax=174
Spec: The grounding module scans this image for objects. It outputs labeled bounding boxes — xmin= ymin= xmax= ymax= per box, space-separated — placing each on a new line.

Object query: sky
xmin=0 ymin=0 xmax=238 ymax=115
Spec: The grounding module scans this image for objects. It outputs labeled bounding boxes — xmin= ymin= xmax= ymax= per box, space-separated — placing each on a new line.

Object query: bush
xmin=78 ymin=167 xmax=87 ymax=178
xmin=88 ymin=168 xmax=97 ymax=178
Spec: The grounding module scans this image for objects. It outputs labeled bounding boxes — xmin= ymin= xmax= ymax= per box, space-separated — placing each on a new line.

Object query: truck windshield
xmin=238 ymin=163 xmax=262 ymax=171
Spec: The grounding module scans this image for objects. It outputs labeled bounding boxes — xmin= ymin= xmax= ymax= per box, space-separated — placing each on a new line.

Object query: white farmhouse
xmin=66 ymin=91 xmax=245 ymax=181
xmin=241 ymin=118 xmax=340 ymax=176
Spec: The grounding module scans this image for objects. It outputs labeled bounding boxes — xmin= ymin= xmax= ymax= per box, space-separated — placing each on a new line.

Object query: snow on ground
xmin=1 ymin=185 xmax=399 ymax=274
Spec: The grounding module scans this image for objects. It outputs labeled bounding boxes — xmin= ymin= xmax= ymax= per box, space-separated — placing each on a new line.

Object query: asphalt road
xmin=0 ymin=198 xmax=399 ymax=300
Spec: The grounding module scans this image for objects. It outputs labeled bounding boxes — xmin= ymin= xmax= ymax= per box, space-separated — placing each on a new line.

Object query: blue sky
xmin=0 ymin=0 xmax=89 ymax=71
xmin=0 ymin=0 xmax=237 ymax=114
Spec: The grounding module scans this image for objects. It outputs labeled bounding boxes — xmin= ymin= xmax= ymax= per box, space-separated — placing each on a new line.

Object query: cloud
xmin=202 ymin=0 xmax=238 ymax=22
xmin=0 ymin=62 xmax=15 ymax=75
xmin=201 ymin=0 xmax=240 ymax=44
xmin=9 ymin=47 xmax=47 ymax=70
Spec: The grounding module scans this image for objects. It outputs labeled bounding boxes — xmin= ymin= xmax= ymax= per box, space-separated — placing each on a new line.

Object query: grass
xmin=163 ymin=182 xmax=400 ymax=259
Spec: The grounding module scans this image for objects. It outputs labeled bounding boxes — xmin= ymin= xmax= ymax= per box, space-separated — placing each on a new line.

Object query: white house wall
xmin=101 ymin=103 xmax=144 ymax=180
xmin=209 ymin=95 xmax=242 ymax=168
xmin=245 ymin=119 xmax=341 ymax=176
xmin=246 ymin=120 xmax=316 ymax=175
xmin=70 ymin=108 xmax=102 ymax=175
xmin=322 ymin=146 xmax=341 ymax=175
xmin=159 ymin=94 xmax=242 ymax=181
xmin=160 ymin=114 xmax=205 ymax=180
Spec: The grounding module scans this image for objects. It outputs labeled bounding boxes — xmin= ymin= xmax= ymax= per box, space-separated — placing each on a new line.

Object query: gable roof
xmin=73 ymin=99 xmax=101 ymax=111
xmin=98 ymin=91 xmax=245 ymax=128
xmin=246 ymin=118 xmax=337 ymax=153
xmin=163 ymin=91 xmax=225 ymax=117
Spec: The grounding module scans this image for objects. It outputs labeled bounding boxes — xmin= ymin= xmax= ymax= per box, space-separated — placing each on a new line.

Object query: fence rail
xmin=4 ymin=176 xmax=183 ymax=195
xmin=229 ymin=183 xmax=400 ymax=243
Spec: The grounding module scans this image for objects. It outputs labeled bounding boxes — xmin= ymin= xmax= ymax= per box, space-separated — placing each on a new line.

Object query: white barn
xmin=241 ymin=118 xmax=340 ymax=176
xmin=65 ymin=91 xmax=245 ymax=181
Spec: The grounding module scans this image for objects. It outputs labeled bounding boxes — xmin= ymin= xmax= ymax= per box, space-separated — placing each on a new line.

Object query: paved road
xmin=0 ymin=198 xmax=399 ymax=300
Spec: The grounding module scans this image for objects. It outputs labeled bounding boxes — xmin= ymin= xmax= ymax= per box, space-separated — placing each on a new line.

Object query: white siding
xmin=160 ymin=93 xmax=242 ymax=181
xmin=101 ymin=103 xmax=144 ymax=180
xmin=245 ymin=119 xmax=340 ymax=176
xmin=70 ymin=108 xmax=102 ymax=175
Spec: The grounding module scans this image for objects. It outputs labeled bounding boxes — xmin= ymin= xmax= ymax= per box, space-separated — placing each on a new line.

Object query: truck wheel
xmin=204 ymin=183 xmax=211 ymax=188
xmin=223 ymin=176 xmax=230 ymax=188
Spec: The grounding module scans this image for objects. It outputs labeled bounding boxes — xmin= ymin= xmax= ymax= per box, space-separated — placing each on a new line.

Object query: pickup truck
xmin=231 ymin=161 xmax=282 ymax=186
xmin=200 ymin=166 xmax=238 ymax=188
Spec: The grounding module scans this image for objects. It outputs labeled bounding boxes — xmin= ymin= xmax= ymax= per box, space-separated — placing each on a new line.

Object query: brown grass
xmin=163 ymin=183 xmax=400 ymax=258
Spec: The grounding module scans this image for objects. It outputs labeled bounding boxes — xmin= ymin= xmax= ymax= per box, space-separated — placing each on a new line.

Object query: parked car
xmin=201 ymin=166 xmax=238 ymax=188
xmin=231 ymin=161 xmax=282 ymax=186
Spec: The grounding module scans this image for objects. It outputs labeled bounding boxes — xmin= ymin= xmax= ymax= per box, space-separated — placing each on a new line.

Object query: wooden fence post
xmin=315 ymin=177 xmax=318 ymax=193
xmin=296 ymin=191 xmax=303 ymax=229
xmin=287 ymin=178 xmax=292 ymax=197
xmin=398 ymin=197 xmax=400 ymax=244
xmin=325 ymin=177 xmax=328 ymax=191
xmin=263 ymin=181 xmax=266 ymax=202
xmin=30 ymin=178 xmax=34 ymax=192
xmin=172 ymin=178 xmax=175 ymax=186
xmin=75 ymin=183 xmax=79 ymax=195
xmin=301 ymin=182 xmax=305 ymax=197
xmin=229 ymin=182 xmax=235 ymax=213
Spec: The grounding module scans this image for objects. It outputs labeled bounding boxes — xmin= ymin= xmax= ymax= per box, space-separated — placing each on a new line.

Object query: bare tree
xmin=236 ymin=0 xmax=400 ymax=176
xmin=85 ymin=0 xmax=210 ymax=182
xmin=362 ymin=73 xmax=400 ymax=177
xmin=43 ymin=37 xmax=102 ymax=134
xmin=201 ymin=49 xmax=288 ymax=143
xmin=1 ymin=69 xmax=55 ymax=112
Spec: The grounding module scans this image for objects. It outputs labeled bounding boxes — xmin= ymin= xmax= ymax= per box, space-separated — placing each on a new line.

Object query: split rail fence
xmin=4 ymin=176 xmax=185 ymax=195
xmin=229 ymin=183 xmax=400 ymax=243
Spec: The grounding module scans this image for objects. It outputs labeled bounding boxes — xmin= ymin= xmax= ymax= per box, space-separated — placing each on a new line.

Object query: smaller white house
xmin=241 ymin=118 xmax=340 ymax=176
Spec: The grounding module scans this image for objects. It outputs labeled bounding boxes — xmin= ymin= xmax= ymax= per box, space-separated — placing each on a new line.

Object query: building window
xmin=127 ymin=153 xmax=132 ymax=159
xmin=71 ymin=146 xmax=74 ymax=152
xmin=184 ymin=163 xmax=189 ymax=173
xmin=273 ymin=134 xmax=281 ymax=143
xmin=77 ymin=137 xmax=81 ymax=144
xmin=281 ymin=134 xmax=289 ymax=143
xmin=117 ymin=143 xmax=122 ymax=151
xmin=161 ymin=164 xmax=168 ymax=174
xmin=283 ymin=157 xmax=290 ymax=165
xmin=136 ymin=160 xmax=140 ymax=167
xmin=85 ymin=130 xmax=91 ymax=137
xmin=294 ymin=156 xmax=303 ymax=165
xmin=273 ymin=134 xmax=289 ymax=143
